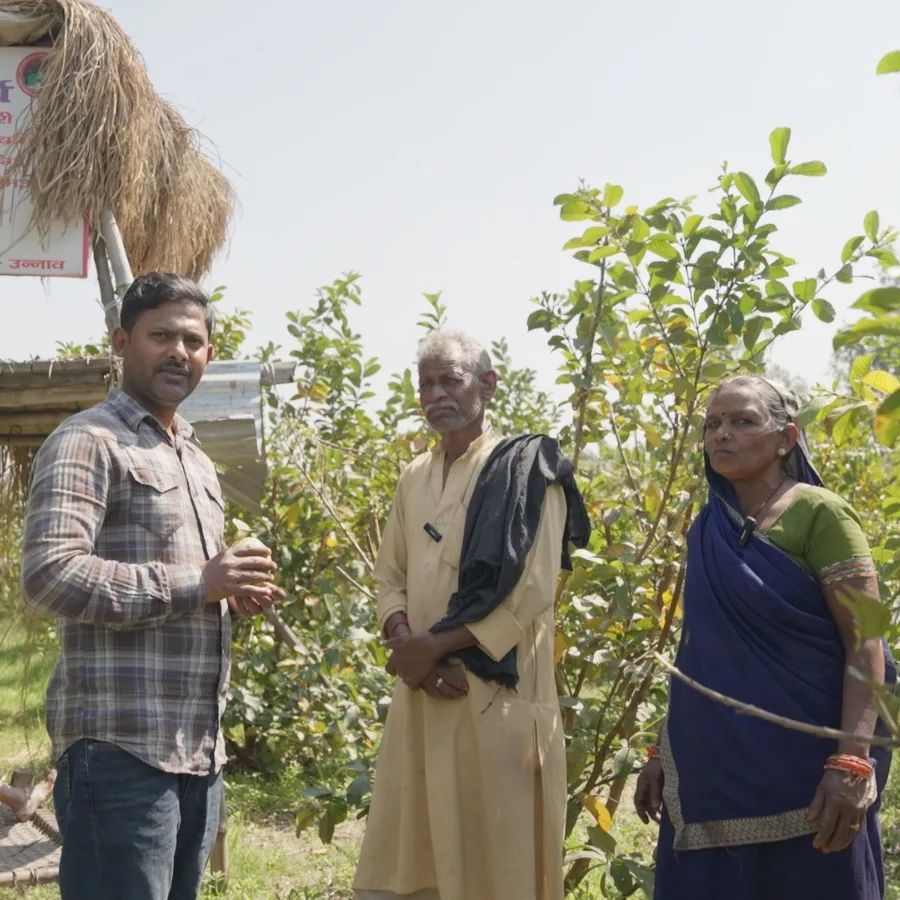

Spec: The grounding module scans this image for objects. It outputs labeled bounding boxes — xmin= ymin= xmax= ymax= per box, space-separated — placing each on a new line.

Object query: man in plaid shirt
xmin=22 ymin=272 xmax=283 ymax=900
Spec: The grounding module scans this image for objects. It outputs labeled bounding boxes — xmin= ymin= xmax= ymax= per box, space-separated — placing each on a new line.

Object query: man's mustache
xmin=156 ymin=363 xmax=190 ymax=376
xmin=424 ymin=403 xmax=458 ymax=416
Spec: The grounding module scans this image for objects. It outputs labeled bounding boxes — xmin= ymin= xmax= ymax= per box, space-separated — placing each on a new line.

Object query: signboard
xmin=0 ymin=46 xmax=90 ymax=277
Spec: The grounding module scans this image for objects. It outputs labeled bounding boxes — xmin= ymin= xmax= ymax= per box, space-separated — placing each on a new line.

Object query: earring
xmin=777 ymin=449 xmax=786 ymax=456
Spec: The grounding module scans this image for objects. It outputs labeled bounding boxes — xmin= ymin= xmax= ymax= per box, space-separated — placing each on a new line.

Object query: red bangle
xmin=824 ymin=754 xmax=874 ymax=779
xmin=646 ymin=745 xmax=660 ymax=760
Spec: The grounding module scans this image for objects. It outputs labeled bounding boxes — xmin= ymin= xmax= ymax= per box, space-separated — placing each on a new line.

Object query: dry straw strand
xmin=2 ymin=0 xmax=232 ymax=279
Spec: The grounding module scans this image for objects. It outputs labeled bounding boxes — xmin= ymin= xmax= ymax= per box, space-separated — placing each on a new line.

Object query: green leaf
xmin=852 ymin=287 xmax=900 ymax=313
xmin=647 ymin=238 xmax=679 ymax=260
xmin=588 ymin=245 xmax=619 ymax=262
xmin=769 ymin=127 xmax=791 ymax=165
xmin=878 ymin=388 xmax=900 ymax=417
xmin=868 ymin=247 xmax=900 ymax=267
xmin=743 ymin=317 xmax=765 ymax=349
xmin=864 ymin=210 xmax=880 ymax=241
xmin=811 ymin=298 xmax=835 ymax=323
xmin=734 ymin=172 xmax=761 ymax=206
xmin=836 ymin=587 xmax=891 ymax=640
xmin=796 ymin=395 xmax=832 ymax=428
xmin=849 ymin=353 xmax=873 ymax=390
xmin=586 ymin=825 xmax=617 ymax=855
xmin=766 ymin=195 xmax=802 ymax=211
xmin=832 ymin=409 xmax=857 ymax=445
xmin=560 ymin=200 xmax=594 ymax=221
xmin=603 ymin=183 xmax=624 ymax=207
xmin=876 ymin=50 xmax=900 ymax=75
xmin=835 ymin=264 xmax=853 ymax=284
xmin=792 ymin=278 xmax=817 ymax=302
xmin=346 ymin=774 xmax=371 ymax=806
xmin=874 ymin=411 xmax=900 ymax=447
xmin=841 ymin=236 xmax=865 ymax=263
xmin=789 ymin=161 xmax=827 ymax=177
xmin=862 ymin=370 xmax=900 ymax=396
xmin=683 ymin=214 xmax=703 ymax=238
xmin=833 ymin=316 xmax=900 ymax=349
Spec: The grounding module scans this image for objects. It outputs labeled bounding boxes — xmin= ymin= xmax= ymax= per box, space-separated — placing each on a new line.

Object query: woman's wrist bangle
xmin=824 ymin=754 xmax=874 ymax=779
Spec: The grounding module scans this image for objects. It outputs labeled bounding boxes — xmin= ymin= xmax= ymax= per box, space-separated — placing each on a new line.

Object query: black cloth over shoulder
xmin=430 ymin=434 xmax=591 ymax=688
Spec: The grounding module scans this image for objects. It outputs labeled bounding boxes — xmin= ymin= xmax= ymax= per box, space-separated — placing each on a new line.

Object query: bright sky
xmin=2 ymin=0 xmax=899 ymax=394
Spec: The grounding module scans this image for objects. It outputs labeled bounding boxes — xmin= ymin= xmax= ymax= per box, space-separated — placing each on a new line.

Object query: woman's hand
xmin=807 ymin=769 xmax=871 ymax=853
xmin=384 ymin=631 xmax=442 ymax=689
xmin=633 ymin=758 xmax=664 ymax=824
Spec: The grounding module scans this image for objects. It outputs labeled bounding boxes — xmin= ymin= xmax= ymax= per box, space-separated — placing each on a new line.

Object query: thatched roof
xmin=0 ymin=0 xmax=233 ymax=279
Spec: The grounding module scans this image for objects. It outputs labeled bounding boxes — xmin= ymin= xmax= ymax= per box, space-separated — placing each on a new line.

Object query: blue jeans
xmin=53 ymin=739 xmax=223 ymax=900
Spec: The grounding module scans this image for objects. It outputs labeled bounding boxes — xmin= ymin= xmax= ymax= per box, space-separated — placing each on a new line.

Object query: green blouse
xmin=763 ymin=485 xmax=876 ymax=586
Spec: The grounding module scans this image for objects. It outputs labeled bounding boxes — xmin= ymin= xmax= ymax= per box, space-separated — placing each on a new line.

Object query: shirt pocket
xmin=128 ymin=466 xmax=185 ymax=539
xmin=203 ymin=481 xmax=226 ymax=546
xmin=439 ymin=510 xmax=466 ymax=570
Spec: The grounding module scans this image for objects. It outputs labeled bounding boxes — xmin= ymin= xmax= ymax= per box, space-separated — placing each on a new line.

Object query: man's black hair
xmin=120 ymin=272 xmax=216 ymax=337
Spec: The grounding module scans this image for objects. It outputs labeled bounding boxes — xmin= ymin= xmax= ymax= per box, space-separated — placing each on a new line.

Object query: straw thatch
xmin=1 ymin=0 xmax=233 ymax=279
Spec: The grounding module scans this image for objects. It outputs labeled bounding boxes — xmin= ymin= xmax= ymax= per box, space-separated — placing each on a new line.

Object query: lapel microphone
xmin=424 ymin=522 xmax=443 ymax=542
xmin=739 ymin=516 xmax=757 ymax=548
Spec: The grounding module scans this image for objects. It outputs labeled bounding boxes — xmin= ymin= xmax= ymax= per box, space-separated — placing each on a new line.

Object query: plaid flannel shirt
xmin=22 ymin=389 xmax=230 ymax=774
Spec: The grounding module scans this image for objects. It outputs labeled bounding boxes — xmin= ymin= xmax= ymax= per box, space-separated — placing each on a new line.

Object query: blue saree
xmin=656 ymin=454 xmax=894 ymax=899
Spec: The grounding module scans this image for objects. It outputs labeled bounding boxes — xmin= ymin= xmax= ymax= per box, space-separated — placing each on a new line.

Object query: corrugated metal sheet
xmin=179 ymin=360 xmax=289 ymax=513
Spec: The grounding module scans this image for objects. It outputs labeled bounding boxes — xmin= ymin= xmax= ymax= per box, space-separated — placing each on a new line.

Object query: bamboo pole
xmin=93 ymin=235 xmax=119 ymax=337
xmin=99 ymin=209 xmax=133 ymax=301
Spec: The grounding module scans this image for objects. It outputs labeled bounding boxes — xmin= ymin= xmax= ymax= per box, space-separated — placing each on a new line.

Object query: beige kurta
xmin=354 ymin=430 xmax=566 ymax=900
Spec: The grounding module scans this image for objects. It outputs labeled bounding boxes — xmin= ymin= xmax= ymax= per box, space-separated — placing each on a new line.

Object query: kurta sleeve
xmin=375 ymin=472 xmax=410 ymax=632
xmin=466 ymin=484 xmax=566 ymax=661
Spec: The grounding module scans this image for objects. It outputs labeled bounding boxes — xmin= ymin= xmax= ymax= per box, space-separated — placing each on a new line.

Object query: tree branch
xmin=655 ymin=654 xmax=900 ymax=748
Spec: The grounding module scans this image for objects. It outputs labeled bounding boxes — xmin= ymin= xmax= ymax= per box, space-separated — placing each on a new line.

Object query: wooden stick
xmin=654 ymin=654 xmax=900 ymax=748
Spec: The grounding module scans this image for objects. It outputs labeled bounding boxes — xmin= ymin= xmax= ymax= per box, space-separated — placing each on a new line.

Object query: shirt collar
xmin=107 ymin=388 xmax=196 ymax=442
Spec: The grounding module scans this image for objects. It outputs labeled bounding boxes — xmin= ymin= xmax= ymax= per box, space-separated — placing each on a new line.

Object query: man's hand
xmin=225 ymin=586 xmax=286 ymax=618
xmin=384 ymin=631 xmax=442 ymax=689
xmin=807 ymin=769 xmax=871 ymax=853
xmin=204 ymin=539 xmax=279 ymax=606
xmin=420 ymin=662 xmax=468 ymax=700
xmin=633 ymin=758 xmax=664 ymax=824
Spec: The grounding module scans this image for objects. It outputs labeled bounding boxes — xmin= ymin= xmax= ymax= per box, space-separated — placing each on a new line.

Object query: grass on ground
xmin=0 ymin=616 xmax=897 ymax=898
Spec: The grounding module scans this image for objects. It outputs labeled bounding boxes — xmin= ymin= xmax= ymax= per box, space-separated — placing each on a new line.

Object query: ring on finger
xmin=436 ymin=676 xmax=445 ymax=688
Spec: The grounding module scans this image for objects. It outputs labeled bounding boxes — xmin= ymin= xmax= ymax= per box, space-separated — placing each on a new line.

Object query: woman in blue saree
xmin=634 ymin=376 xmax=894 ymax=899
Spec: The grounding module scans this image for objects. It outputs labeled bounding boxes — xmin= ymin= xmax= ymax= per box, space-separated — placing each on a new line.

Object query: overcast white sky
xmin=1 ymin=0 xmax=899 ymax=394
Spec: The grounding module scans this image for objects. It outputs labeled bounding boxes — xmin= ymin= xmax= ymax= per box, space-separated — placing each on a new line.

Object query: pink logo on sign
xmin=16 ymin=52 xmax=48 ymax=98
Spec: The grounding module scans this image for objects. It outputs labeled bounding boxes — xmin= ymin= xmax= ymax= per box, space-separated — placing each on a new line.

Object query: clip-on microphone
xmin=739 ymin=516 xmax=757 ymax=548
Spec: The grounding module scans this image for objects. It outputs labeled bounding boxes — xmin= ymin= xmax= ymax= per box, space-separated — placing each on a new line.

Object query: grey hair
xmin=416 ymin=329 xmax=493 ymax=374
xmin=712 ymin=375 xmax=799 ymax=429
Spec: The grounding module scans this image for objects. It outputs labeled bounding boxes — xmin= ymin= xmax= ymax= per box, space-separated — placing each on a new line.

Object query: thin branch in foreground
xmin=336 ymin=565 xmax=377 ymax=602
xmin=654 ymin=654 xmax=900 ymax=749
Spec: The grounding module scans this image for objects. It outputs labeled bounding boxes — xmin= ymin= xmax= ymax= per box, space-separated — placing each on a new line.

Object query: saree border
xmin=660 ymin=720 xmax=818 ymax=851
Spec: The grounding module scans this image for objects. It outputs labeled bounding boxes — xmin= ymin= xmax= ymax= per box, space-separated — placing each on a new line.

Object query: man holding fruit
xmin=22 ymin=272 xmax=283 ymax=900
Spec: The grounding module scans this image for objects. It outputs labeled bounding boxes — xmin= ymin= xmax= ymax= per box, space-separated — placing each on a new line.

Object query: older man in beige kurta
xmin=353 ymin=425 xmax=566 ymax=900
